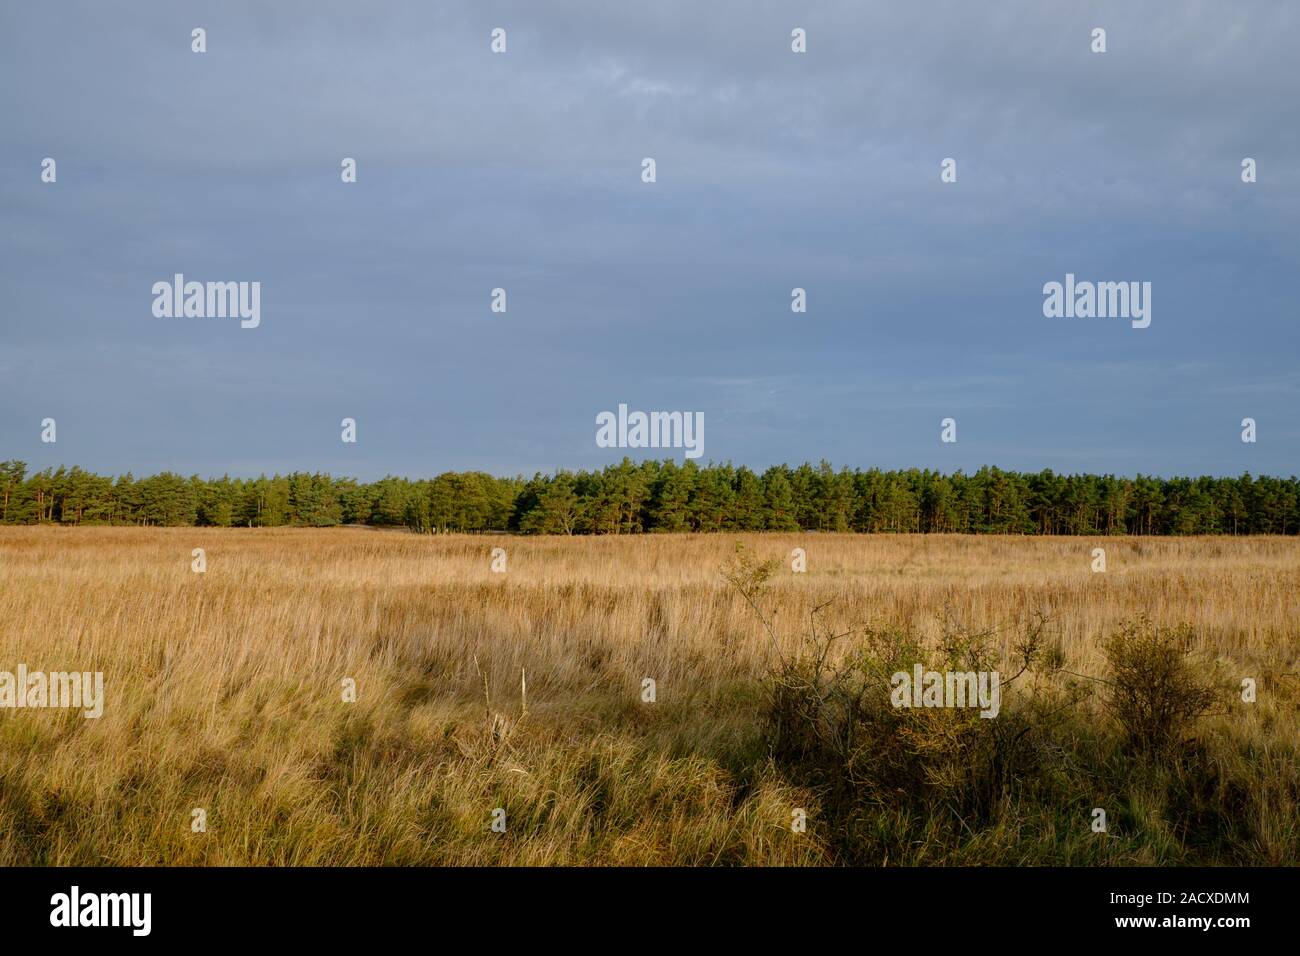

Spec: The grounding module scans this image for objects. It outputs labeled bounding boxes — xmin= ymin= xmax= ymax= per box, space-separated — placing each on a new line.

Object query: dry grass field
xmin=0 ymin=527 xmax=1297 ymax=865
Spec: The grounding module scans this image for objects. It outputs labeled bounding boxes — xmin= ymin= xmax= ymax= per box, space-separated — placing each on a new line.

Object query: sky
xmin=2 ymin=1 xmax=1298 ymax=481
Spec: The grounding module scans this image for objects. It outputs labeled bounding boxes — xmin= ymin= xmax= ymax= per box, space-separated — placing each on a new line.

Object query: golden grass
xmin=0 ymin=527 xmax=1296 ymax=865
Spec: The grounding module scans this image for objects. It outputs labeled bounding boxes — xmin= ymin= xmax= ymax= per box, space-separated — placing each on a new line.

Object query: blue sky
xmin=2 ymin=1 xmax=1298 ymax=480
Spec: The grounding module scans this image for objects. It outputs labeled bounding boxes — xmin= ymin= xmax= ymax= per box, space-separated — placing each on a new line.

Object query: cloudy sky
xmin=2 ymin=1 xmax=1297 ymax=480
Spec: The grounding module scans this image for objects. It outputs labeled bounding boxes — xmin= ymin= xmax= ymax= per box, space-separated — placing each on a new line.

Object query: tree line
xmin=2 ymin=459 xmax=1297 ymax=535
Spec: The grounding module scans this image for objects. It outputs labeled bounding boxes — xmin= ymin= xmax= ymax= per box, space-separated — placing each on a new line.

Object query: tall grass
xmin=0 ymin=528 xmax=1295 ymax=864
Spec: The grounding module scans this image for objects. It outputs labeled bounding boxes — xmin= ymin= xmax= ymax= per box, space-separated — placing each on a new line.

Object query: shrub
xmin=723 ymin=546 xmax=1083 ymax=856
xmin=1102 ymin=618 xmax=1220 ymax=755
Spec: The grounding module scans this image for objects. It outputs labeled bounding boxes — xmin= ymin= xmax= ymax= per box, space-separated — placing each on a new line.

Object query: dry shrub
xmin=1103 ymin=618 xmax=1221 ymax=756
xmin=727 ymin=546 xmax=1084 ymax=849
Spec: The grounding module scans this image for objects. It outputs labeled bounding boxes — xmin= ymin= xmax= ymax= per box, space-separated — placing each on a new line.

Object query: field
xmin=0 ymin=527 xmax=1297 ymax=865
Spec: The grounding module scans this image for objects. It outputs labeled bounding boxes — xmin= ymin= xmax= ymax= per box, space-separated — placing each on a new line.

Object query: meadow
xmin=0 ymin=527 xmax=1296 ymax=865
